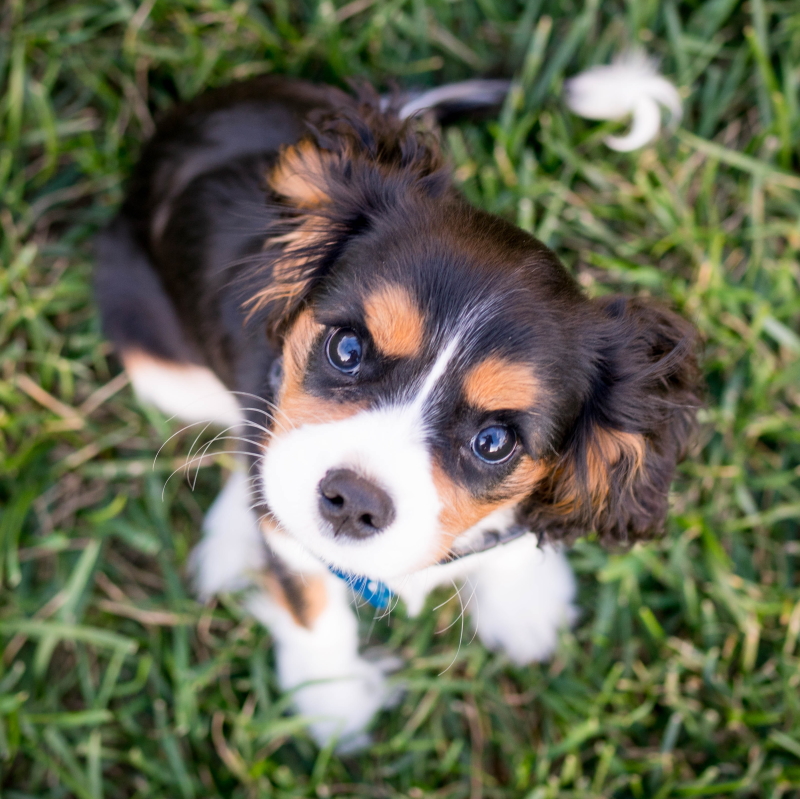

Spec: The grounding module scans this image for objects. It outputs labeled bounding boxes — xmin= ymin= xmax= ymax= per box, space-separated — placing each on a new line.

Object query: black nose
xmin=317 ymin=469 xmax=395 ymax=540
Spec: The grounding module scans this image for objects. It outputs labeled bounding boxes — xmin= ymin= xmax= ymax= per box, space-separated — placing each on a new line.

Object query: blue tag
xmin=328 ymin=567 xmax=392 ymax=609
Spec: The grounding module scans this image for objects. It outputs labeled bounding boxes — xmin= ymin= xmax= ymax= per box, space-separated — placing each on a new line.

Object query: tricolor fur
xmin=95 ymin=76 xmax=701 ymax=750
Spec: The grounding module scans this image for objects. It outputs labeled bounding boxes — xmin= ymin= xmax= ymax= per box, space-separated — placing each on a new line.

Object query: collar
xmin=327 ymin=566 xmax=393 ymax=609
xmin=436 ymin=523 xmax=533 ymax=566
xmin=328 ymin=526 xmax=535 ymax=609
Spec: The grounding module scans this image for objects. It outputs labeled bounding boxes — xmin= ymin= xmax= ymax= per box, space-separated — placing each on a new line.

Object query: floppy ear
xmin=243 ymin=94 xmax=450 ymax=338
xmin=521 ymin=296 xmax=702 ymax=545
xmin=244 ymin=139 xmax=341 ymax=335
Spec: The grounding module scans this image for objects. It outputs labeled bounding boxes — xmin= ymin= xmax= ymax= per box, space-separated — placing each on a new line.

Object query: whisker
xmin=189 ymin=425 xmax=249 ymax=488
xmin=189 ymin=427 xmax=267 ymax=488
xmin=228 ymin=414 xmax=275 ymax=435
xmin=154 ymin=416 xmax=268 ymax=498
xmin=154 ymin=418 xmax=217 ymax=471
xmin=185 ymin=419 xmax=217 ymax=468
xmin=437 ymin=578 xmax=475 ymax=634
xmin=162 ymin=450 xmax=261 ymax=493
xmin=228 ymin=389 xmax=276 ymax=406
xmin=438 ymin=577 xmax=476 ymax=676
xmin=229 ymin=391 xmax=297 ymax=432
xmin=191 ymin=435 xmax=267 ymax=488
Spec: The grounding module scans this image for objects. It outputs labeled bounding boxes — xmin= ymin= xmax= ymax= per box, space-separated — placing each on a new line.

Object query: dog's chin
xmin=267 ymin=512 xmax=443 ymax=582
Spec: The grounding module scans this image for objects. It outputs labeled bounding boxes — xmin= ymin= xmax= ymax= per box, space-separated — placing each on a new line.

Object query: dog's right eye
xmin=471 ymin=425 xmax=517 ymax=464
xmin=326 ymin=328 xmax=363 ymax=374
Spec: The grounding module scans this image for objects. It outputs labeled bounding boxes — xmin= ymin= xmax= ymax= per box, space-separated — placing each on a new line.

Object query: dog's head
xmin=248 ymin=96 xmax=701 ymax=580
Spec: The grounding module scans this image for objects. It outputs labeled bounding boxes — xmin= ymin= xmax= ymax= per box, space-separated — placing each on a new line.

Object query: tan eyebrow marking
xmin=463 ymin=357 xmax=540 ymax=412
xmin=364 ymin=284 xmax=425 ymax=359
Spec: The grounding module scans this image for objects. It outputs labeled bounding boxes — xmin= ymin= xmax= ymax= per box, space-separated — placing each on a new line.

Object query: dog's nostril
xmin=317 ymin=468 xmax=395 ymax=540
xmin=323 ymin=492 xmax=345 ymax=507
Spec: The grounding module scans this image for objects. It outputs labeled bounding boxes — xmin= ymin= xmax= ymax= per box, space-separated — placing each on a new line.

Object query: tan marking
xmin=269 ymin=139 xmax=332 ymax=208
xmin=549 ymin=428 xmax=647 ymax=518
xmin=281 ymin=309 xmax=325 ymax=393
xmin=585 ymin=428 xmax=646 ymax=504
xmin=364 ymin=284 xmax=425 ymax=359
xmin=280 ymin=390 xmax=365 ymax=429
xmin=463 ymin=358 xmax=540 ymax=412
xmin=429 ymin=456 xmax=548 ymax=562
xmin=259 ymin=570 xmax=328 ymax=629
xmin=246 ymin=139 xmax=338 ymax=322
xmin=246 ymin=216 xmax=328 ymax=322
xmin=122 ymin=349 xmax=175 ymax=371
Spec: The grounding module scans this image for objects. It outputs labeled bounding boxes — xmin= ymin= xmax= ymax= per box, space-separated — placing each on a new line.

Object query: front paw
xmin=473 ymin=592 xmax=577 ymax=665
xmin=290 ymin=653 xmax=402 ymax=752
xmin=189 ymin=524 xmax=265 ymax=600
xmin=470 ymin=542 xmax=577 ymax=666
xmin=190 ymin=471 xmax=266 ymax=599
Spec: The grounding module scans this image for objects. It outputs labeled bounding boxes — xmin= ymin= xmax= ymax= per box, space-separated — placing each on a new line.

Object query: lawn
xmin=1 ymin=0 xmax=800 ymax=797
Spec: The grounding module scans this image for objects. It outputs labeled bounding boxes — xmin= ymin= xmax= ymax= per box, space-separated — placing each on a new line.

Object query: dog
xmin=95 ymin=74 xmax=701 ymax=750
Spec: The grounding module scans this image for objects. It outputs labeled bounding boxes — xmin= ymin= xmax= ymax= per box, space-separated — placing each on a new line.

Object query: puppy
xmin=95 ymin=75 xmax=701 ymax=749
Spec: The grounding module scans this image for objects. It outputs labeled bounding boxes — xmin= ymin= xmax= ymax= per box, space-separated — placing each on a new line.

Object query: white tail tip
xmin=564 ymin=50 xmax=682 ymax=151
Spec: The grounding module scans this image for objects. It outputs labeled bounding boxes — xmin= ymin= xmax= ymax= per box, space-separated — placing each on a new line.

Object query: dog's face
xmin=262 ymin=205 xmax=591 ymax=578
xmin=251 ymin=102 xmax=700 ymax=580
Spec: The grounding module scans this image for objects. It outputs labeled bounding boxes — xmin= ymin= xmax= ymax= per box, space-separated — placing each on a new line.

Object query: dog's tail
xmin=395 ymin=49 xmax=681 ymax=151
xmin=386 ymin=79 xmax=512 ymax=122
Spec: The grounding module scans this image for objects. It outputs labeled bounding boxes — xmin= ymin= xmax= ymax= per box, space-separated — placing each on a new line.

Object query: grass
xmin=1 ymin=0 xmax=799 ymax=796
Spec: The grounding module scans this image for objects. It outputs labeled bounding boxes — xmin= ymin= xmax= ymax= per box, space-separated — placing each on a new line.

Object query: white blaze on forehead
xmin=408 ymin=332 xmax=463 ymax=413
xmin=406 ymin=298 xmax=498 ymax=415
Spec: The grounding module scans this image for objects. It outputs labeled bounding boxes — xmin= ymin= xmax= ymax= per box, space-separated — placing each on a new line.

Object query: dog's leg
xmin=465 ymin=535 xmax=577 ymax=665
xmin=246 ymin=564 xmax=399 ymax=752
xmin=123 ymin=350 xmax=242 ymax=426
xmin=96 ymin=218 xmax=243 ymax=427
xmin=192 ymin=473 xmax=397 ymax=750
xmin=190 ymin=469 xmax=267 ymax=598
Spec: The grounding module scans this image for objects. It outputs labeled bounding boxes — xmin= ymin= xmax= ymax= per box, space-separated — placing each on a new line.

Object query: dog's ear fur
xmin=521 ymin=296 xmax=702 ymax=545
xmin=244 ymin=90 xmax=450 ymax=338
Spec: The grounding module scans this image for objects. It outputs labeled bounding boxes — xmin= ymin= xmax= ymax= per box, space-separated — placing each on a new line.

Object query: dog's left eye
xmin=471 ymin=425 xmax=517 ymax=464
xmin=326 ymin=328 xmax=363 ymax=374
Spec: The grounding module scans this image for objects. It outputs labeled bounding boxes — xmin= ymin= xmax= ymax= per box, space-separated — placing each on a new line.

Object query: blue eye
xmin=471 ymin=425 xmax=517 ymax=464
xmin=326 ymin=328 xmax=362 ymax=374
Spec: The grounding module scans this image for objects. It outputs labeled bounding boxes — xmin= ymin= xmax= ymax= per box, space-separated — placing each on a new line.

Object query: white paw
xmin=189 ymin=471 xmax=266 ymax=599
xmin=469 ymin=539 xmax=577 ymax=666
xmin=290 ymin=652 xmax=402 ymax=752
xmin=247 ymin=581 xmax=403 ymax=752
xmin=189 ymin=529 xmax=264 ymax=599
